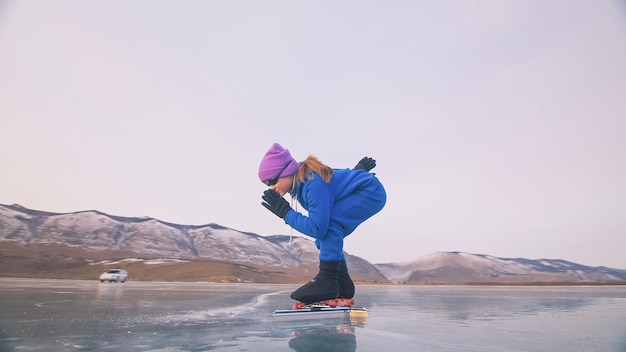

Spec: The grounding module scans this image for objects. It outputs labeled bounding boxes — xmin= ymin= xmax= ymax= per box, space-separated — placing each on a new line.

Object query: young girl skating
xmin=258 ymin=143 xmax=386 ymax=305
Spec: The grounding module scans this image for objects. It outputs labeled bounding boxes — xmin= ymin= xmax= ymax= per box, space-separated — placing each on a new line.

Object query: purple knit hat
xmin=258 ymin=143 xmax=300 ymax=182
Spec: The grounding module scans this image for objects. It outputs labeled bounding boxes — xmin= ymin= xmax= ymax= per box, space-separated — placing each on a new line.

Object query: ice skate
xmin=290 ymin=260 xmax=340 ymax=304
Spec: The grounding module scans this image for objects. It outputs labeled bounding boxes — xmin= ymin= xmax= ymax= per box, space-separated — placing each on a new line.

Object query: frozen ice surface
xmin=1 ymin=278 xmax=625 ymax=351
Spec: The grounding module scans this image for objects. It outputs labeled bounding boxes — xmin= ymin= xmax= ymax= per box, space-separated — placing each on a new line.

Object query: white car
xmin=99 ymin=269 xmax=128 ymax=283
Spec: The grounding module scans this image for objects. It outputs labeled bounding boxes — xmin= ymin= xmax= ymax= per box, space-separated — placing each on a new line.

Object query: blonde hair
xmin=296 ymin=155 xmax=333 ymax=184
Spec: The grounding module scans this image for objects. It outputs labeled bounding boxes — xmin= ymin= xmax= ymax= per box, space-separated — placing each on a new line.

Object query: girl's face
xmin=270 ymin=175 xmax=294 ymax=196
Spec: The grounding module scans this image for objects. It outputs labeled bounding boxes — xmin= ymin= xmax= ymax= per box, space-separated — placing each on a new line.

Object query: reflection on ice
xmin=96 ymin=281 xmax=125 ymax=302
xmin=359 ymin=286 xmax=594 ymax=321
xmin=0 ymin=279 xmax=625 ymax=352
xmin=413 ymin=292 xmax=592 ymax=322
xmin=287 ymin=325 xmax=357 ymax=352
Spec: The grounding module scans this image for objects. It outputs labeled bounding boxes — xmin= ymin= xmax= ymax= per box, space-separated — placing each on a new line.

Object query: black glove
xmin=261 ymin=189 xmax=292 ymax=219
xmin=354 ymin=157 xmax=376 ymax=172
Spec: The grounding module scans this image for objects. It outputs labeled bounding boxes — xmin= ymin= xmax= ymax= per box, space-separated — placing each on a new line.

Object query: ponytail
xmin=296 ymin=155 xmax=333 ymax=184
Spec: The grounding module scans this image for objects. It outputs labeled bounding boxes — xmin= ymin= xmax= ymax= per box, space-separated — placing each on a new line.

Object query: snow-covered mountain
xmin=2 ymin=204 xmax=624 ymax=284
xmin=375 ymin=252 xmax=626 ymax=283
xmin=0 ymin=204 xmax=387 ymax=281
xmin=0 ymin=204 xmax=319 ymax=266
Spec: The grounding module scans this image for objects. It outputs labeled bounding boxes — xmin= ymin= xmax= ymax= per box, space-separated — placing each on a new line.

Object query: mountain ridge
xmin=375 ymin=251 xmax=626 ymax=284
xmin=1 ymin=204 xmax=624 ymax=284
xmin=0 ymin=203 xmax=388 ymax=282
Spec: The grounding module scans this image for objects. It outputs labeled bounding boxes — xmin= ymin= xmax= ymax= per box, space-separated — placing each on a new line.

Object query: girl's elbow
xmin=311 ymin=226 xmax=329 ymax=240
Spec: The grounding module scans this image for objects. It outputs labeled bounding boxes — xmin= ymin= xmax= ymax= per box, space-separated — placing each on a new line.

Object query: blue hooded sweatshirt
xmin=284 ymin=168 xmax=386 ymax=261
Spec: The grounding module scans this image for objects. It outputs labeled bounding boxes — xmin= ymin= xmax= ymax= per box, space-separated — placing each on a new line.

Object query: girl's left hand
xmin=354 ymin=157 xmax=376 ymax=172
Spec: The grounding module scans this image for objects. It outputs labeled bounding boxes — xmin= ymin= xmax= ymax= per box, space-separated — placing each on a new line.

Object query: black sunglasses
xmin=264 ymin=160 xmax=292 ymax=186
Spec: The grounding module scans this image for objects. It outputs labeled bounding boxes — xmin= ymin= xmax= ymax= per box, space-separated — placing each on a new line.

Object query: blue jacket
xmin=285 ymin=168 xmax=385 ymax=240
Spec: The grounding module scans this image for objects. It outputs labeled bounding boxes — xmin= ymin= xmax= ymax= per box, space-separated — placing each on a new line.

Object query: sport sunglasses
xmin=264 ymin=160 xmax=292 ymax=186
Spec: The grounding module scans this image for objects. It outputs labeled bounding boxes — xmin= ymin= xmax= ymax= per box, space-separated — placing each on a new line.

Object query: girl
xmin=258 ymin=143 xmax=386 ymax=304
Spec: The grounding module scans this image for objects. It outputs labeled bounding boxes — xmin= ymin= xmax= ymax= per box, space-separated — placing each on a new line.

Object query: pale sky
xmin=1 ymin=1 xmax=625 ymax=269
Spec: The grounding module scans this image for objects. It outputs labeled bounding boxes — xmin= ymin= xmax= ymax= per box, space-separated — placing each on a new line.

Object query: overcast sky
xmin=1 ymin=1 xmax=625 ymax=268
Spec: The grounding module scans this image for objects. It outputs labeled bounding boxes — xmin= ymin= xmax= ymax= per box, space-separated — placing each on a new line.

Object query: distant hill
xmin=375 ymin=252 xmax=626 ymax=284
xmin=1 ymin=204 xmax=624 ymax=284
xmin=0 ymin=204 xmax=386 ymax=283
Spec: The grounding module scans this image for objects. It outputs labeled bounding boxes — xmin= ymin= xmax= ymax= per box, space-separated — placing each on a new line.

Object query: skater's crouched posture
xmin=258 ymin=143 xmax=387 ymax=304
